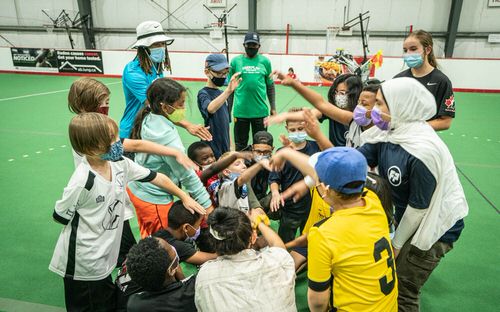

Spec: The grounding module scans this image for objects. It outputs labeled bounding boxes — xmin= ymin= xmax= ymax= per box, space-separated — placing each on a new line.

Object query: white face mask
xmin=335 ymin=94 xmax=349 ymax=109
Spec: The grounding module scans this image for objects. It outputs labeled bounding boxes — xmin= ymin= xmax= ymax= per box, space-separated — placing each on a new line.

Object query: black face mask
xmin=245 ymin=47 xmax=259 ymax=58
xmin=211 ymin=76 xmax=226 ymax=87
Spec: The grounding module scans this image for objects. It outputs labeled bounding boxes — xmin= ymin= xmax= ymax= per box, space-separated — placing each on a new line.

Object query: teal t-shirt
xmin=229 ymin=54 xmax=274 ymax=118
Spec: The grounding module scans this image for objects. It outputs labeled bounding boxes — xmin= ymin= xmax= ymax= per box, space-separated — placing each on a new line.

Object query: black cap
xmin=244 ymin=32 xmax=260 ymax=45
xmin=253 ymin=131 xmax=273 ymax=146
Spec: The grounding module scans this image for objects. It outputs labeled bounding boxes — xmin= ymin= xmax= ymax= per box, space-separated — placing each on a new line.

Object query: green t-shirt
xmin=229 ymin=54 xmax=274 ymax=118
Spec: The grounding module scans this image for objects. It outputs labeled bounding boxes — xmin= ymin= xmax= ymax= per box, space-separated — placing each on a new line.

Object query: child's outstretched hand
xmin=233 ymin=151 xmax=254 ymax=162
xmin=269 ymin=148 xmax=290 ymax=172
xmin=258 ymin=158 xmax=272 ymax=172
xmin=173 ymin=150 xmax=198 ymax=170
xmin=180 ymin=195 xmax=206 ymax=215
xmin=227 ymin=72 xmax=242 ymax=93
xmin=264 ymin=113 xmax=287 ymax=127
xmin=281 ymin=180 xmax=309 ymax=203
xmin=270 ymin=70 xmax=295 ymax=86
xmin=270 ymin=190 xmax=284 ymax=212
xmin=279 ymin=134 xmax=291 ymax=148
xmin=303 ymin=108 xmax=321 ymax=139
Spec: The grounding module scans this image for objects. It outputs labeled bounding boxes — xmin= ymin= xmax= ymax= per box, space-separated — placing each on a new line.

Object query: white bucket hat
xmin=133 ymin=21 xmax=174 ymax=48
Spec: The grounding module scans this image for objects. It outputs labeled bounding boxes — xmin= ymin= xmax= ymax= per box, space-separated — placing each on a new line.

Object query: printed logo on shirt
xmin=116 ymin=171 xmax=124 ymax=189
xmin=102 ymin=199 xmax=122 ymax=230
xmin=444 ymin=94 xmax=455 ymax=112
xmin=387 ymin=166 xmax=402 ymax=187
xmin=96 ymin=195 xmax=105 ymax=203
xmin=241 ymin=65 xmax=263 ymax=75
xmin=426 ymin=82 xmax=437 ymax=86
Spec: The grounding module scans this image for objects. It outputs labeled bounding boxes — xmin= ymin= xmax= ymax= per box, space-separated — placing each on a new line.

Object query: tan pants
xmin=396 ymin=240 xmax=453 ymax=312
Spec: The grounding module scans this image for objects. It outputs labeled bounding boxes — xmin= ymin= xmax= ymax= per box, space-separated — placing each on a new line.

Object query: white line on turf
xmin=0 ymin=81 xmax=121 ymax=102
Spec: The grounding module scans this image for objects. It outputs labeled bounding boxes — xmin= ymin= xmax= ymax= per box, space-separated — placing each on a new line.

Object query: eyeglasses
xmin=253 ymin=149 xmax=272 ymax=156
xmin=167 ymin=246 xmax=180 ymax=274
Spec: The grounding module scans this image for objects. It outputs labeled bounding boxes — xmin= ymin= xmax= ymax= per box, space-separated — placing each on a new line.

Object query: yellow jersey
xmin=302 ymin=187 xmax=331 ymax=235
xmin=307 ymin=189 xmax=398 ymax=312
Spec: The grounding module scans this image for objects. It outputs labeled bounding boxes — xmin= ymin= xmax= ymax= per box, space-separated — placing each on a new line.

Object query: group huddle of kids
xmin=48 ymin=29 xmax=468 ymax=312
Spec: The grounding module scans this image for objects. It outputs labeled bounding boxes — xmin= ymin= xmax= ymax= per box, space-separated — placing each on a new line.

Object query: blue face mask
xmin=403 ymin=53 xmax=424 ymax=68
xmin=288 ymin=131 xmax=308 ymax=144
xmin=228 ymin=172 xmax=241 ymax=181
xmin=100 ymin=140 xmax=124 ymax=161
xmin=149 ymin=47 xmax=165 ymax=63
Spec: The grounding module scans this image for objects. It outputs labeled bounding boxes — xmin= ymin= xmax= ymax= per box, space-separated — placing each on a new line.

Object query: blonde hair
xmin=69 ymin=113 xmax=118 ymax=156
xmin=68 ymin=78 xmax=110 ymax=114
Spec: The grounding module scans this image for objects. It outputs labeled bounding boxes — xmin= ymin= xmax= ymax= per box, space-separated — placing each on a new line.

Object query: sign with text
xmin=57 ymin=50 xmax=104 ymax=74
xmin=10 ymin=47 xmax=58 ymax=72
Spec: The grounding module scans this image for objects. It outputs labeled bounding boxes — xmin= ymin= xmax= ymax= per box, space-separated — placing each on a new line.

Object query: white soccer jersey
xmin=49 ymin=157 xmax=156 ymax=281
xmin=72 ymin=148 xmax=135 ymax=220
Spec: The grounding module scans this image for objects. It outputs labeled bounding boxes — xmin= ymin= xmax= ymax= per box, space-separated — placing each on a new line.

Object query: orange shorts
xmin=127 ymin=187 xmax=173 ymax=238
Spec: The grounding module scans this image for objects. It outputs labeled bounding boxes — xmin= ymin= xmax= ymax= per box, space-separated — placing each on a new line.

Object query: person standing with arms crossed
xmin=228 ymin=32 xmax=276 ymax=151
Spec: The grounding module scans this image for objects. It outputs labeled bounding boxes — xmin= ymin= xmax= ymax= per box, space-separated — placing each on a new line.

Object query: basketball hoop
xmin=325 ymin=26 xmax=341 ymax=55
xmin=209 ymin=22 xmax=223 ymax=40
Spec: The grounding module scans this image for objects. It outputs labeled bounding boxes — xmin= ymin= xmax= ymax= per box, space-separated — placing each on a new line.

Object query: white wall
xmin=0 ymin=0 xmax=499 ymax=57
xmin=1 ymin=47 xmax=499 ymax=91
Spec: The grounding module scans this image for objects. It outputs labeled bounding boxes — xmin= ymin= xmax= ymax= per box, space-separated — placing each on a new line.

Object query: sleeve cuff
xmin=137 ymin=170 xmax=157 ymax=183
xmin=308 ymin=277 xmax=332 ymax=292
xmin=53 ymin=211 xmax=70 ymax=225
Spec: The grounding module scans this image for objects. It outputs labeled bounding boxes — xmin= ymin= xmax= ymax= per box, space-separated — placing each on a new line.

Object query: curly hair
xmin=126 ymin=237 xmax=172 ymax=291
xmin=187 ymin=141 xmax=211 ymax=162
xmin=208 ymin=207 xmax=253 ymax=256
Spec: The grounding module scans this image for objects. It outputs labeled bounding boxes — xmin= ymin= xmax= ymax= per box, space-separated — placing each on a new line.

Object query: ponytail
xmin=130 ymin=106 xmax=151 ymax=140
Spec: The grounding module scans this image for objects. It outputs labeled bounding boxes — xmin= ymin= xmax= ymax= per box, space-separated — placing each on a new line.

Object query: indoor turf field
xmin=0 ymin=72 xmax=499 ymax=311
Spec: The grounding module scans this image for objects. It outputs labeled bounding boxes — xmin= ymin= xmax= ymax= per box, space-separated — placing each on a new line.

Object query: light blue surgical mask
xmin=288 ymin=131 xmax=308 ymax=144
xmin=149 ymin=47 xmax=165 ymax=63
xmin=403 ymin=53 xmax=424 ymax=68
xmin=100 ymin=140 xmax=124 ymax=161
xmin=228 ymin=172 xmax=241 ymax=181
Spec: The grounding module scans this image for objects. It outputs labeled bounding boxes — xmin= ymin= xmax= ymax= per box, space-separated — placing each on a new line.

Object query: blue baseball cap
xmin=312 ymin=147 xmax=367 ymax=194
xmin=205 ymin=54 xmax=230 ymax=72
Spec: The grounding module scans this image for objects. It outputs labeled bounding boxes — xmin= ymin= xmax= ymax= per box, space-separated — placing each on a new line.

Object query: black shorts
xmin=292 ymin=246 xmax=308 ymax=259
xmin=63 ymin=274 xmax=116 ymax=312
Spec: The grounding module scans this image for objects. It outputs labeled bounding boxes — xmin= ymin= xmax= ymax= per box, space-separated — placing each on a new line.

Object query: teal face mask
xmin=288 ymin=131 xmax=308 ymax=144
xmin=403 ymin=53 xmax=424 ymax=68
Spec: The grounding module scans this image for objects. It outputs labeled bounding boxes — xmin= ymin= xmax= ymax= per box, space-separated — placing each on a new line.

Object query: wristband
xmin=304 ymin=175 xmax=315 ymax=189
xmin=252 ymin=214 xmax=270 ymax=229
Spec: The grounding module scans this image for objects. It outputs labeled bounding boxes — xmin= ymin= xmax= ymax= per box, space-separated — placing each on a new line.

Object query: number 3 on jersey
xmin=373 ymin=237 xmax=396 ymax=295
